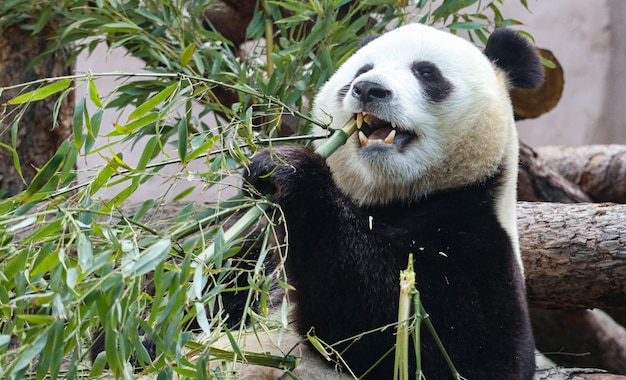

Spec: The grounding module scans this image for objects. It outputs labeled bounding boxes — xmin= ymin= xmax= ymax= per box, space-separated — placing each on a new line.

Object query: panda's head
xmin=312 ymin=23 xmax=543 ymax=206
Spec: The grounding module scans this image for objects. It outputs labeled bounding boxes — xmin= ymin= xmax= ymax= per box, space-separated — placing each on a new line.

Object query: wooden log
xmin=536 ymin=145 xmax=626 ymax=203
xmin=532 ymin=309 xmax=626 ymax=374
xmin=534 ymin=367 xmax=625 ymax=380
xmin=518 ymin=201 xmax=626 ymax=309
xmin=518 ymin=142 xmax=592 ymax=203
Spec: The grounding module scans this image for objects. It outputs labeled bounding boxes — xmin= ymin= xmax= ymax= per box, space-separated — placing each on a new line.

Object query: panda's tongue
xmin=369 ymin=127 xmax=394 ymax=141
xmin=358 ymin=127 xmax=397 ymax=147
xmin=356 ymin=112 xmax=398 ymax=147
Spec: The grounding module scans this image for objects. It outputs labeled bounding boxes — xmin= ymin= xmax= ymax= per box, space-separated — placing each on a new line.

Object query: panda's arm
xmin=244 ymin=145 xmax=402 ymax=352
xmin=243 ymin=145 xmax=386 ymax=257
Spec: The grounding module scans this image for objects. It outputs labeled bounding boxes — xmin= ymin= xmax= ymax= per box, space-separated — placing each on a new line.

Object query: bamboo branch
xmin=394 ymin=255 xmax=415 ymax=380
xmin=196 ymin=119 xmax=358 ymax=263
xmin=260 ymin=0 xmax=274 ymax=78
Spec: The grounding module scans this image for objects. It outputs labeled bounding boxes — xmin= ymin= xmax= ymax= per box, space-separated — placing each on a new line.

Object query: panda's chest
xmin=362 ymin=186 xmax=503 ymax=261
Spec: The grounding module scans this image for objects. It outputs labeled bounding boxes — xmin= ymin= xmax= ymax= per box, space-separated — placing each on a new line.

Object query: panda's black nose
xmin=352 ymin=81 xmax=392 ymax=103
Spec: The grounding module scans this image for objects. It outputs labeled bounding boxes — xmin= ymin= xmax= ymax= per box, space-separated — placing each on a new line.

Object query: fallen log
xmin=116 ymin=200 xmax=626 ymax=310
xmin=518 ymin=201 xmax=626 ymax=309
xmin=534 ymin=367 xmax=625 ymax=380
xmin=535 ymin=145 xmax=626 ymax=203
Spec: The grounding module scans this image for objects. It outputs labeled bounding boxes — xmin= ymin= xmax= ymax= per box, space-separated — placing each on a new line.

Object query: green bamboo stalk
xmin=413 ymin=290 xmax=424 ymax=379
xmin=419 ymin=303 xmax=465 ymax=380
xmin=398 ymin=254 xmax=461 ymax=380
xmin=196 ymin=120 xmax=357 ymax=263
xmin=185 ymin=341 xmax=299 ymax=371
xmin=260 ymin=0 xmax=274 ymax=78
xmin=394 ymin=254 xmax=415 ymax=380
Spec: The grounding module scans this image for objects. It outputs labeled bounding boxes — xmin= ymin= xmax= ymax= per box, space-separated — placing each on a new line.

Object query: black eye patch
xmin=355 ymin=64 xmax=373 ymax=79
xmin=411 ymin=61 xmax=454 ymax=103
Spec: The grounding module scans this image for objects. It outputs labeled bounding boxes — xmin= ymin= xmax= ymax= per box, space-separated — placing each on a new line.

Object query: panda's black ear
xmin=484 ymin=29 xmax=544 ymax=89
xmin=358 ymin=34 xmax=379 ymax=49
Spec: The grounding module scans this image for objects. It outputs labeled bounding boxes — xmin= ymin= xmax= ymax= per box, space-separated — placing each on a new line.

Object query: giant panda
xmin=223 ymin=23 xmax=544 ymax=379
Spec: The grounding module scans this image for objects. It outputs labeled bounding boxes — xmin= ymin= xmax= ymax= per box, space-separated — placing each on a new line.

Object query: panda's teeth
xmin=358 ymin=131 xmax=368 ymax=147
xmin=384 ymin=129 xmax=396 ymax=144
xmin=356 ymin=113 xmax=364 ymax=129
xmin=391 ymin=121 xmax=397 ymax=129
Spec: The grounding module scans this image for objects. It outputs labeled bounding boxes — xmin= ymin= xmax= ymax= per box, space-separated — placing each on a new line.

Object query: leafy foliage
xmin=0 ymin=1 xmax=529 ymax=378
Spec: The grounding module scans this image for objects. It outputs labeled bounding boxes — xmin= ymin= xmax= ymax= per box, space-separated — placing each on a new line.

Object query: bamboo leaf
xmin=89 ymin=79 xmax=103 ymax=108
xmin=136 ymin=135 xmax=158 ymax=171
xmin=0 ymin=141 xmax=23 ymax=182
xmin=447 ymin=21 xmax=484 ymax=30
xmin=172 ymin=186 xmax=195 ymax=201
xmin=7 ymin=79 xmax=72 ymax=105
xmin=177 ymin=117 xmax=188 ymax=162
xmin=21 ymin=140 xmax=70 ymax=205
xmin=31 ymin=248 xmax=61 ymax=277
xmin=0 ymin=335 xmax=10 ymax=349
xmin=111 ymin=112 xmax=159 ymax=135
xmin=122 ymin=238 xmax=171 ymax=277
xmin=7 ymin=330 xmax=48 ymax=377
xmin=7 ymin=216 xmax=37 ymax=232
xmin=77 ymin=233 xmax=94 ymax=272
xmin=17 ymin=314 xmax=56 ymax=324
xmin=59 ymin=143 xmax=79 ymax=185
xmin=101 ymin=22 xmax=143 ymax=33
xmin=102 ymin=181 xmax=137 ymax=212
xmin=432 ymin=0 xmax=478 ymax=20
xmin=90 ymin=157 xmax=120 ymax=195
xmin=186 ymin=135 xmax=219 ymax=162
xmin=127 ymin=83 xmax=178 ymax=121
xmin=181 ymin=44 xmax=195 ymax=67
xmin=73 ymin=98 xmax=86 ymax=149
xmin=194 ymin=302 xmax=211 ymax=335
xmin=131 ymin=199 xmax=155 ymax=221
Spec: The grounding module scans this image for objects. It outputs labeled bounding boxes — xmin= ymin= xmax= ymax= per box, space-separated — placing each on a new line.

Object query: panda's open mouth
xmin=355 ymin=112 xmax=414 ymax=148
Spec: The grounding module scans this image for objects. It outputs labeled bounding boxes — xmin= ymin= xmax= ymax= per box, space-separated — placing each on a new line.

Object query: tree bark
xmin=202 ymin=0 xmax=258 ymax=48
xmin=518 ymin=142 xmax=592 ymax=203
xmin=518 ymin=143 xmax=626 ymax=374
xmin=0 ymin=23 xmax=73 ymax=197
xmin=518 ymin=201 xmax=626 ymax=309
xmin=534 ymin=367 xmax=625 ymax=380
xmin=535 ymin=145 xmax=626 ymax=203
xmin=532 ymin=309 xmax=626 ymax=374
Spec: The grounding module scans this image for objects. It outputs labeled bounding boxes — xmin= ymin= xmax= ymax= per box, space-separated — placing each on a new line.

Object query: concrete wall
xmin=502 ymin=0 xmax=626 ymax=146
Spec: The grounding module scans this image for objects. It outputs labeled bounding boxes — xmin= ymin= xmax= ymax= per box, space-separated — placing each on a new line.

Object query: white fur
xmin=313 ymin=24 xmax=514 ymax=206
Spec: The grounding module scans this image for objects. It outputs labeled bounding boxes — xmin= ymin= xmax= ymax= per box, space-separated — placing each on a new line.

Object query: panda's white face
xmin=312 ymin=23 xmax=517 ymax=207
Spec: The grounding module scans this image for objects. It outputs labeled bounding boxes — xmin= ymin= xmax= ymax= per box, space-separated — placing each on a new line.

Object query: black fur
xmin=411 ymin=61 xmax=454 ymax=102
xmin=358 ymin=34 xmax=379 ymax=48
xmin=244 ymin=146 xmax=535 ymax=379
xmin=352 ymin=80 xmax=392 ymax=103
xmin=484 ymin=28 xmax=544 ymax=89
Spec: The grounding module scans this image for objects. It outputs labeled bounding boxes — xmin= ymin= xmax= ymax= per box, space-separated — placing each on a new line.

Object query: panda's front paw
xmin=244 ymin=146 xmax=329 ymax=203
